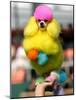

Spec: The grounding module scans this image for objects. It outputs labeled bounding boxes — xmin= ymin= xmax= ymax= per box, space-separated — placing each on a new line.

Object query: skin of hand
xmin=35 ymin=81 xmax=53 ymax=96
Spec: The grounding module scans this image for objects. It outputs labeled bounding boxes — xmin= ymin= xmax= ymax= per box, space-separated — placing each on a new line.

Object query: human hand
xmin=35 ymin=81 xmax=53 ymax=96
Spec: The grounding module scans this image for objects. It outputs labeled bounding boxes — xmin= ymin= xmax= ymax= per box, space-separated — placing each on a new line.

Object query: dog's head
xmin=24 ymin=5 xmax=61 ymax=38
xmin=34 ymin=4 xmax=53 ymax=31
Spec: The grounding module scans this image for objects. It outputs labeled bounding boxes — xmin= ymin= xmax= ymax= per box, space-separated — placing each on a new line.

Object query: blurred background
xmin=10 ymin=2 xmax=74 ymax=98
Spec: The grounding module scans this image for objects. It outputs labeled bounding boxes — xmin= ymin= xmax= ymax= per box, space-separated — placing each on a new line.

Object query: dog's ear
xmin=47 ymin=19 xmax=61 ymax=38
xmin=24 ymin=16 xmax=38 ymax=36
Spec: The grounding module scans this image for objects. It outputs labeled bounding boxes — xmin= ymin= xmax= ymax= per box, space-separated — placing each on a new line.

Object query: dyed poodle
xmin=23 ymin=5 xmax=64 ymax=80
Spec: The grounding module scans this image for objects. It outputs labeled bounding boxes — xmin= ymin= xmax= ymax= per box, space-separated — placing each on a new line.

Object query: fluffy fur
xmin=34 ymin=4 xmax=53 ymax=21
xmin=23 ymin=17 xmax=61 ymax=55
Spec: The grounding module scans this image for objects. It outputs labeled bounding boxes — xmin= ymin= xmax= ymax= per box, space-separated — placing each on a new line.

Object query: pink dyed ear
xmin=34 ymin=5 xmax=53 ymax=21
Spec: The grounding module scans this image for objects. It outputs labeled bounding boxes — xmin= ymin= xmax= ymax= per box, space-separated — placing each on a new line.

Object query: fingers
xmin=35 ymin=81 xmax=53 ymax=96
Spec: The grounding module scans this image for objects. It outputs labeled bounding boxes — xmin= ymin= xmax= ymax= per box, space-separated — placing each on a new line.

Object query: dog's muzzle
xmin=39 ymin=21 xmax=46 ymax=28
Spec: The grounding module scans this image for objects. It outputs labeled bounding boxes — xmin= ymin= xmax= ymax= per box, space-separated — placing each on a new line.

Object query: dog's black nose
xmin=40 ymin=22 xmax=45 ymax=28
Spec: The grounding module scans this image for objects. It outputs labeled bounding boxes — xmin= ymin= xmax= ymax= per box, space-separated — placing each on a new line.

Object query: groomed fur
xmin=23 ymin=16 xmax=61 ymax=55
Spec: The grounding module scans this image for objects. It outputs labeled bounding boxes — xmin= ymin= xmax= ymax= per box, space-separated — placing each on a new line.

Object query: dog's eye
xmin=38 ymin=19 xmax=41 ymax=22
xmin=44 ymin=20 xmax=48 ymax=22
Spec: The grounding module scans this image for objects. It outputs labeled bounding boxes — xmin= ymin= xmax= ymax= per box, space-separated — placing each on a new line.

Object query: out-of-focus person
xmin=11 ymin=45 xmax=16 ymax=59
xmin=11 ymin=46 xmax=32 ymax=98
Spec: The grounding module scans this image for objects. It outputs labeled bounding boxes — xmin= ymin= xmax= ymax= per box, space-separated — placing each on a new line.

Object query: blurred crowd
xmin=11 ymin=45 xmax=36 ymax=98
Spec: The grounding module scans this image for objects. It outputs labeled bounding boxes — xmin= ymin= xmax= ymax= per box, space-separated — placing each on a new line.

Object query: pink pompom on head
xmin=34 ymin=4 xmax=53 ymax=21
